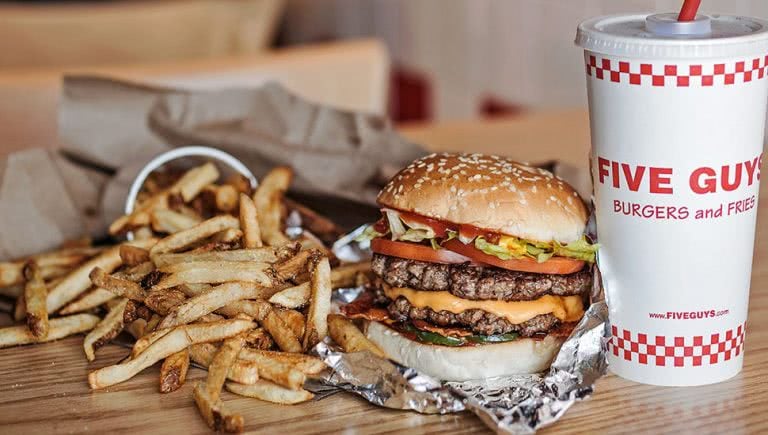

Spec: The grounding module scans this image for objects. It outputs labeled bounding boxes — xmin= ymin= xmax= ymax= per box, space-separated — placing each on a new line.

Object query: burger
xmin=346 ymin=152 xmax=597 ymax=381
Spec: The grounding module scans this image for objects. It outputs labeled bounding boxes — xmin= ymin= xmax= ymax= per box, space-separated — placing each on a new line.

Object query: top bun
xmin=377 ymin=152 xmax=588 ymax=243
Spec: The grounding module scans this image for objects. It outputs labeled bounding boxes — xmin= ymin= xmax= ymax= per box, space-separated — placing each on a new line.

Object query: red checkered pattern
xmin=586 ymin=54 xmax=768 ymax=87
xmin=608 ymin=324 xmax=745 ymax=367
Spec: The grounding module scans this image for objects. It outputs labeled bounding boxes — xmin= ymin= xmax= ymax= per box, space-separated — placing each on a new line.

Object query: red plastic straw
xmin=678 ymin=0 xmax=702 ymax=22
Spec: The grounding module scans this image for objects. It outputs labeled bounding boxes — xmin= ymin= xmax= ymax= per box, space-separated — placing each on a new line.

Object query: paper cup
xmin=576 ymin=13 xmax=768 ymax=386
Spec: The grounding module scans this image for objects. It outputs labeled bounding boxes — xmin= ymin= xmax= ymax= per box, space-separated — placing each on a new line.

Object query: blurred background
xmin=1 ymin=0 xmax=767 ymax=152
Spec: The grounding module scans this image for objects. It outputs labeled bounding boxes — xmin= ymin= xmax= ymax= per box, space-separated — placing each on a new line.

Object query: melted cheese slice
xmin=383 ymin=285 xmax=584 ymax=325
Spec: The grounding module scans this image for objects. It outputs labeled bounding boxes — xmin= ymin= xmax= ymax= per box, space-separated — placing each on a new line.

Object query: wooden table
xmin=2 ymin=111 xmax=767 ymax=434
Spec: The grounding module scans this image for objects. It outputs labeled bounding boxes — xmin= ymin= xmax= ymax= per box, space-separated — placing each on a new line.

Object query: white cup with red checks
xmin=576 ymin=13 xmax=768 ymax=386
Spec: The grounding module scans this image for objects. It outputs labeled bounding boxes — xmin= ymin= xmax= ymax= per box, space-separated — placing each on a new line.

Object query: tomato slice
xmin=370 ymin=238 xmax=470 ymax=264
xmin=442 ymin=239 xmax=585 ymax=274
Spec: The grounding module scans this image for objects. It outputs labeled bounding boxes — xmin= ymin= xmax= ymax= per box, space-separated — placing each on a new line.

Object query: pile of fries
xmin=0 ymin=163 xmax=382 ymax=433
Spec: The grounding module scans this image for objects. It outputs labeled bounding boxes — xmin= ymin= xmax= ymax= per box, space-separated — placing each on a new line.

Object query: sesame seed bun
xmin=364 ymin=321 xmax=564 ymax=381
xmin=377 ymin=153 xmax=589 ymax=243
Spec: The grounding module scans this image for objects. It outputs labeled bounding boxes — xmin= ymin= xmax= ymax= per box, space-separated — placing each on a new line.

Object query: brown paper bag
xmin=0 ymin=77 xmax=425 ymax=260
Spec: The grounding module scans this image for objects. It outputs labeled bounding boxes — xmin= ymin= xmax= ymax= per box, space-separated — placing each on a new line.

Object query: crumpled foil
xmin=307 ymin=223 xmax=608 ymax=434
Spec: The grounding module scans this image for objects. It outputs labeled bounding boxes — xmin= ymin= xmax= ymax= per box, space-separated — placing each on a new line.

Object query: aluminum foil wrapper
xmin=308 ymin=226 xmax=608 ymax=434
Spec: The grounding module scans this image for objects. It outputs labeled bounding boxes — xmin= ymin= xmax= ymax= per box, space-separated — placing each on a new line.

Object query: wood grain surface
xmin=1 ymin=111 xmax=767 ymax=434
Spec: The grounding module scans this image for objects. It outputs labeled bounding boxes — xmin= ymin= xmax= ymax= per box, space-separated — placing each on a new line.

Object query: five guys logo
xmin=597 ymin=154 xmax=762 ymax=194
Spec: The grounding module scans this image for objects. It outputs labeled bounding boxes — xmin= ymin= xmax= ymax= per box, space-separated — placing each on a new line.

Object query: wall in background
xmin=281 ymin=0 xmax=768 ymax=120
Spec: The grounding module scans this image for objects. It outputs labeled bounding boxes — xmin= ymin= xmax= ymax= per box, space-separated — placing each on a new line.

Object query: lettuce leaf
xmin=474 ymin=237 xmax=515 ymax=260
xmin=554 ymin=238 xmax=599 ymax=262
xmin=355 ymin=225 xmax=384 ymax=243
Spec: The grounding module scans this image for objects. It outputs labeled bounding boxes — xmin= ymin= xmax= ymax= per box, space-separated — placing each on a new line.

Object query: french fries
xmin=159 ymin=349 xmax=190 ymax=393
xmin=205 ymin=333 xmax=249 ymax=400
xmin=269 ymin=282 xmax=310 ymax=309
xmin=253 ymin=166 xmax=292 ymax=246
xmin=328 ymin=314 xmax=385 ymax=358
xmin=5 ymin=163 xmax=368 ymax=431
xmin=188 ymin=343 xmax=260 ymax=385
xmin=152 ymin=248 xmax=278 ymax=268
xmin=83 ymin=298 xmax=129 ymax=361
xmin=235 ymin=348 xmax=305 ymax=390
xmin=47 ymin=239 xmax=155 ymax=313
xmin=149 ymin=215 xmax=239 ymax=256
xmin=119 ymin=245 xmax=150 ymax=267
xmin=261 ymin=310 xmax=302 ymax=353
xmin=303 ymin=257 xmax=332 ymax=352
xmin=0 ymin=314 xmax=99 ymax=348
xmin=330 ymin=262 xmax=372 ymax=288
xmin=193 ymin=383 xmax=244 ymax=433
xmin=226 ymin=380 xmax=314 ymax=405
xmin=238 ymin=349 xmax=325 ymax=375
xmin=89 ymin=267 xmax=147 ymax=302
xmin=23 ymin=261 xmax=49 ymax=338
xmin=88 ymin=319 xmax=253 ymax=389
xmin=153 ymin=262 xmax=274 ymax=290
xmin=158 ymin=282 xmax=267 ymax=329
xmin=239 ymin=193 xmax=263 ymax=249
xmin=150 ymin=209 xmax=201 ymax=234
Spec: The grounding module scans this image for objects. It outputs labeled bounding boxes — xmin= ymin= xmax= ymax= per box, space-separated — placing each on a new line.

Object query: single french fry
xmin=188 ymin=343 xmax=260 ymax=384
xmin=328 ymin=314 xmax=385 ymax=358
xmin=119 ymin=245 xmax=151 ymax=267
xmin=330 ymin=262 xmax=372 ymax=288
xmin=133 ymin=226 xmax=155 ymax=240
xmin=88 ymin=319 xmax=253 ymax=389
xmin=150 ymin=215 xmax=239 ymax=256
xmin=178 ymin=283 xmax=213 ymax=298
xmin=283 ymin=198 xmax=344 ymax=243
xmin=276 ymin=309 xmax=305 ymax=339
xmin=153 ymin=263 xmax=275 ymax=290
xmin=83 ymin=298 xmax=129 ymax=361
xmin=152 ymin=248 xmax=277 ymax=268
xmin=23 ymin=261 xmax=48 ymax=338
xmin=253 ymin=166 xmax=293 ymax=246
xmin=174 ymin=162 xmax=219 ymax=202
xmin=13 ymin=293 xmax=26 ymax=322
xmin=60 ymin=262 xmax=154 ymax=315
xmin=143 ymin=288 xmax=187 ymax=315
xmin=89 ymin=268 xmax=147 ymax=302
xmin=159 ymin=348 xmax=190 ymax=393
xmin=158 ymin=282 xmax=268 ymax=329
xmin=47 ymin=239 xmax=156 ymax=313
xmin=239 ymin=193 xmax=263 ymax=249
xmin=244 ymin=328 xmax=274 ymax=350
xmin=268 ymin=282 xmax=310 ymax=309
xmin=238 ymin=349 xmax=325 ymax=375
xmin=130 ymin=327 xmax=172 ymax=358
xmin=193 ymin=382 xmax=243 ymax=433
xmin=226 ymin=380 xmax=314 ymax=405
xmin=261 ymin=310 xmax=302 ymax=353
xmin=236 ymin=348 xmax=305 ymax=390
xmin=216 ymin=300 xmax=272 ymax=322
xmin=126 ymin=318 xmax=148 ymax=339
xmin=303 ymin=257 xmax=332 ymax=352
xmin=0 ymin=314 xmax=100 ymax=348
xmin=158 ymin=261 xmax=270 ymax=275
xmin=206 ymin=333 xmax=249 ymax=400
xmin=275 ymin=249 xmax=316 ymax=282
xmin=150 ymin=209 xmax=202 ymax=234
xmin=214 ymin=184 xmax=239 ymax=213
xmin=210 ymin=228 xmax=243 ymax=244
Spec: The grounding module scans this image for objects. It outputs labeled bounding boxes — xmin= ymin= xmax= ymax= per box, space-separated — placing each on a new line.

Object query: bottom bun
xmin=364 ymin=321 xmax=565 ymax=381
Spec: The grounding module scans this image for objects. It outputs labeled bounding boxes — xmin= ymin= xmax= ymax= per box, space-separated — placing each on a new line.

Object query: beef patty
xmin=387 ymin=296 xmax=559 ymax=336
xmin=372 ymin=254 xmax=591 ymax=301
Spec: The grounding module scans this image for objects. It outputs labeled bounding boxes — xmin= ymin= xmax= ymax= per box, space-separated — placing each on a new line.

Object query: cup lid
xmin=576 ymin=13 xmax=768 ymax=59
